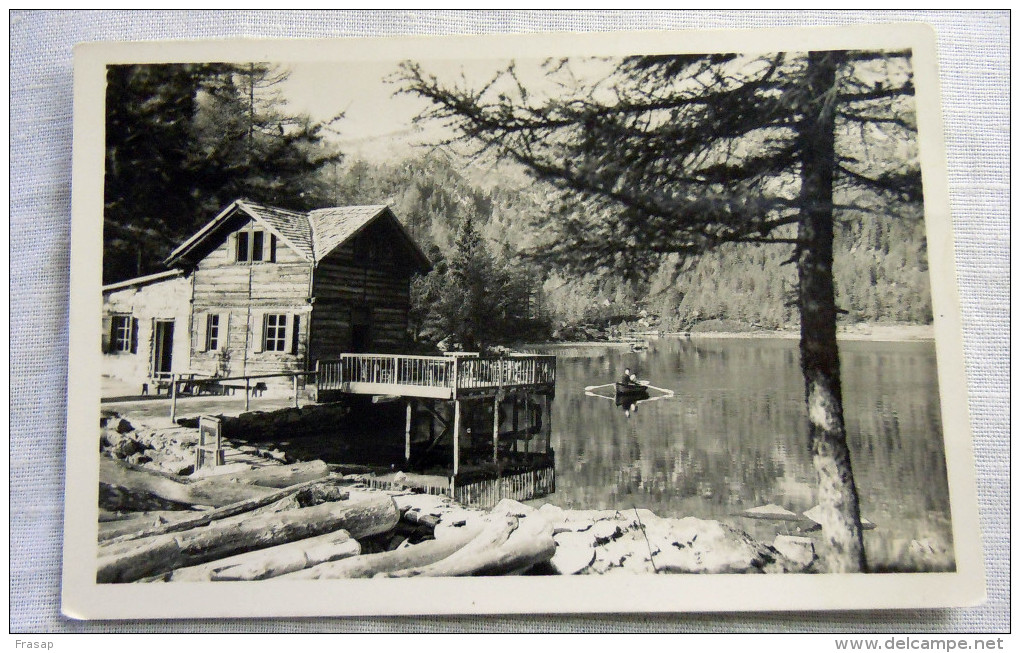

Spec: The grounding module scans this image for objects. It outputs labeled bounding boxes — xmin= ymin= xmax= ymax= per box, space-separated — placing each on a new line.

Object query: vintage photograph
xmin=63 ymin=24 xmax=984 ymax=617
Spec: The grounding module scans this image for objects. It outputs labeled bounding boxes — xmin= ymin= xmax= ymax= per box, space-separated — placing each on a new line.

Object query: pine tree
xmin=103 ymin=63 xmax=342 ymax=284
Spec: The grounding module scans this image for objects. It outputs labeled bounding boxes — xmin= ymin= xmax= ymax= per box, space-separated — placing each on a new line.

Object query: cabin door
xmin=350 ymin=307 xmax=372 ymax=353
xmin=151 ymin=319 xmax=174 ymax=379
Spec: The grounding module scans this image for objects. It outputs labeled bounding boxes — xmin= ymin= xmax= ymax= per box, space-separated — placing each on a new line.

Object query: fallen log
xmin=99 ymin=511 xmax=199 ymax=541
xmin=100 ymin=478 xmax=339 ymax=544
xmin=169 ymin=530 xmax=361 ymax=582
xmin=278 ymin=523 xmax=484 ymax=580
xmin=189 ymin=460 xmax=330 ymax=489
xmin=97 ymin=494 xmax=399 ymax=583
xmin=99 ymin=483 xmax=195 ymax=513
xmin=462 ymin=519 xmax=556 ymax=576
xmin=385 ymin=516 xmax=519 ymax=578
xmin=100 ymin=457 xmax=276 ymax=508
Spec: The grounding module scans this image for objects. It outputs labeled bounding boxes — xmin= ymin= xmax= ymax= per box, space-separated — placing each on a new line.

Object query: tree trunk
xmin=796 ymin=51 xmax=866 ymax=573
xmin=189 ymin=460 xmax=330 ymax=489
xmin=169 ymin=530 xmax=360 ymax=582
xmin=99 ymin=482 xmax=195 ymax=513
xmin=99 ymin=457 xmax=277 ymax=508
xmin=278 ymin=523 xmax=485 ymax=580
xmin=98 ymin=511 xmax=197 ymax=541
xmin=97 ymin=494 xmax=399 ymax=583
xmin=100 ymin=478 xmax=341 ymax=544
xmin=385 ymin=516 xmax=519 ymax=578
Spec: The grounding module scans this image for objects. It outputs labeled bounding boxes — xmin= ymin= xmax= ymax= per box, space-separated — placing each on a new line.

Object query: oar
xmin=584 ymin=382 xmax=615 ymax=392
xmin=639 ymin=382 xmax=674 ymax=396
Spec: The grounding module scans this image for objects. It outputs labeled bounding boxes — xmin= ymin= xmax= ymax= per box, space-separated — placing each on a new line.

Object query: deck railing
xmin=317 ymin=353 xmax=555 ymax=395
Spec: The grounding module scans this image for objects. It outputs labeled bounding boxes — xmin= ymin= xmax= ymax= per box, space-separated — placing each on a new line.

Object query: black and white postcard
xmin=62 ymin=23 xmax=985 ymax=618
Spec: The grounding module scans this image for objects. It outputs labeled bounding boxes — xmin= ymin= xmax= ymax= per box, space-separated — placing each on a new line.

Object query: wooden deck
xmin=316 ymin=353 xmax=556 ymax=399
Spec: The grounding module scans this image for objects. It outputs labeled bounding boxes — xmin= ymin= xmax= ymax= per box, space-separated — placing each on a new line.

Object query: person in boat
xmin=620 ymin=368 xmax=633 ymax=385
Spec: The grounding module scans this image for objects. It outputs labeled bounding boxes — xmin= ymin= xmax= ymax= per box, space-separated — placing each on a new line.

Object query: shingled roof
xmin=165 ymin=199 xmax=431 ymax=270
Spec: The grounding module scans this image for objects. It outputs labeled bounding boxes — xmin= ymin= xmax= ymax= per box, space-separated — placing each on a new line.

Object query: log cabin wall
xmin=309 ymin=218 xmax=413 ymax=361
xmin=102 ymin=273 xmax=192 ymax=386
xmin=190 ymin=215 xmax=313 ymax=381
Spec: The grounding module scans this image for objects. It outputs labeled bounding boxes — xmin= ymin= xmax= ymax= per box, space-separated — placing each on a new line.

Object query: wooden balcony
xmin=316 ymin=353 xmax=556 ymax=400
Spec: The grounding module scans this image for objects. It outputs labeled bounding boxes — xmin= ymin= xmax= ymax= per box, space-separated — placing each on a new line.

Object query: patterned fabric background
xmin=10 ymin=10 xmax=1009 ymax=632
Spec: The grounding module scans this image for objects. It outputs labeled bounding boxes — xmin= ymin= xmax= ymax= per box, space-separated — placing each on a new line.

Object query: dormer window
xmin=235 ymin=229 xmax=277 ymax=263
xmin=236 ymin=232 xmax=249 ymax=261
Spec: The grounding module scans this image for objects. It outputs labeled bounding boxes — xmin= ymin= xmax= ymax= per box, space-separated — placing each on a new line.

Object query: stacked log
xmin=95 ymin=453 xmax=806 ymax=581
xmin=170 ymin=530 xmax=362 ymax=581
xmin=97 ymin=493 xmax=399 ymax=583
xmin=277 ymin=524 xmax=484 ymax=580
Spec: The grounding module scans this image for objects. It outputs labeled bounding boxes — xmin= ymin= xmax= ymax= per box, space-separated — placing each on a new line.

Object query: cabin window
xmin=235 ymin=232 xmax=249 ymax=262
xmin=236 ymin=230 xmax=276 ymax=263
xmin=205 ymin=314 xmax=220 ymax=351
xmin=263 ymin=314 xmax=288 ymax=352
xmin=252 ymin=231 xmax=264 ymax=262
xmin=111 ymin=315 xmax=134 ymax=353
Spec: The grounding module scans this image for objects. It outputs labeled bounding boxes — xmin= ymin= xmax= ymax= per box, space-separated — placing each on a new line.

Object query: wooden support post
xmin=524 ymin=393 xmax=531 ymax=454
xmin=492 ymin=394 xmax=500 ymax=465
xmin=545 ymin=393 xmax=552 ymax=454
xmin=169 ymin=374 xmax=178 ymax=422
xmin=293 ymin=374 xmax=300 ymax=408
xmin=404 ymin=400 xmax=413 ymax=462
xmin=244 ymin=377 xmax=250 ymax=412
xmin=429 ymin=401 xmax=435 ymax=440
xmin=452 ymin=399 xmax=461 ymax=476
xmin=512 ymin=395 xmax=519 ymax=453
xmin=314 ymin=360 xmax=320 ymax=401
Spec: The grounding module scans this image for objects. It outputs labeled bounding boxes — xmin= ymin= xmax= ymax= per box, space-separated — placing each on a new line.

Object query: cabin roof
xmin=307 ymin=205 xmax=389 ymax=260
xmin=165 ymin=199 xmax=431 ymax=271
xmin=102 ymin=269 xmax=184 ymax=294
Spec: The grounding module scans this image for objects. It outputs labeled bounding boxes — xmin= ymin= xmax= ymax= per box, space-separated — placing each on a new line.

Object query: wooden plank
xmin=341 ymin=382 xmax=453 ymax=400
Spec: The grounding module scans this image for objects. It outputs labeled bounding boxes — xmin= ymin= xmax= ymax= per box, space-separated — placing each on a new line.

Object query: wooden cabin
xmin=102 ymin=199 xmax=431 ymax=389
xmin=102 ymin=270 xmax=192 ymax=385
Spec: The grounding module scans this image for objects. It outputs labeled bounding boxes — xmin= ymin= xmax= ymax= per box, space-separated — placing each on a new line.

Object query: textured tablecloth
xmin=10 ymin=10 xmax=1009 ymax=633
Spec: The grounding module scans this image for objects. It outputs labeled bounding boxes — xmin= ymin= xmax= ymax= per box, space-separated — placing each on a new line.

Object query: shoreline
xmin=523 ymin=323 xmax=934 ymax=349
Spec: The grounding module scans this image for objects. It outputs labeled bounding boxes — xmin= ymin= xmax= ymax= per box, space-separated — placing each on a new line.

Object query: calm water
xmin=530 ymin=337 xmax=955 ymax=572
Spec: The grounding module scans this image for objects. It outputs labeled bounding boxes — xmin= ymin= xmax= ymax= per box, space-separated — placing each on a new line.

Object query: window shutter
xmin=229 ymin=232 xmax=238 ymax=262
xmin=198 ymin=313 xmax=209 ymax=352
xmin=130 ymin=317 xmax=139 ymax=354
xmin=219 ymin=312 xmax=230 ymax=351
xmin=102 ymin=314 xmax=113 ymax=353
xmin=251 ymin=311 xmax=264 ymax=353
xmin=290 ymin=314 xmax=301 ymax=355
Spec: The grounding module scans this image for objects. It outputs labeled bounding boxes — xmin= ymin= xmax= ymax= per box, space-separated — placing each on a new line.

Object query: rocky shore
xmin=98 ymin=412 xmax=819 ymax=580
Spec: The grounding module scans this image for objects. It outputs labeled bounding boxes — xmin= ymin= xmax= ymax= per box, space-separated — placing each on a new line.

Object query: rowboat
xmin=615 ymin=381 xmax=649 ymax=398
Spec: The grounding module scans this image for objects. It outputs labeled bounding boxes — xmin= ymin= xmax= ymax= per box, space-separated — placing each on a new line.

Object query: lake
xmin=529 ymin=336 xmax=955 ymax=572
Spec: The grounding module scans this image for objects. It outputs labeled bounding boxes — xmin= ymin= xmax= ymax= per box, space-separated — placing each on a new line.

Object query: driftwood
xmin=97 ymin=494 xmax=399 ymax=583
xmin=169 ymin=530 xmax=361 ymax=582
xmin=100 ymin=478 xmax=339 ymax=544
xmin=459 ymin=522 xmax=556 ymax=576
xmin=99 ymin=511 xmax=199 ymax=541
xmin=190 ymin=460 xmax=330 ymax=489
xmin=278 ymin=523 xmax=484 ymax=580
xmin=99 ymin=457 xmax=276 ymax=508
xmin=383 ymin=514 xmax=557 ymax=578
xmin=99 ymin=483 xmax=195 ymax=513
xmin=385 ymin=516 xmax=519 ymax=578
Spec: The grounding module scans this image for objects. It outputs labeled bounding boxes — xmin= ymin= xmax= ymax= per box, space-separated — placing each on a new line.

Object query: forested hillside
xmin=324 ymin=154 xmax=932 ymax=341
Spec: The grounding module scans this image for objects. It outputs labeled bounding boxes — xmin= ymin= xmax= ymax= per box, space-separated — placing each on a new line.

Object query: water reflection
xmin=534 ymin=337 xmax=955 ymax=572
